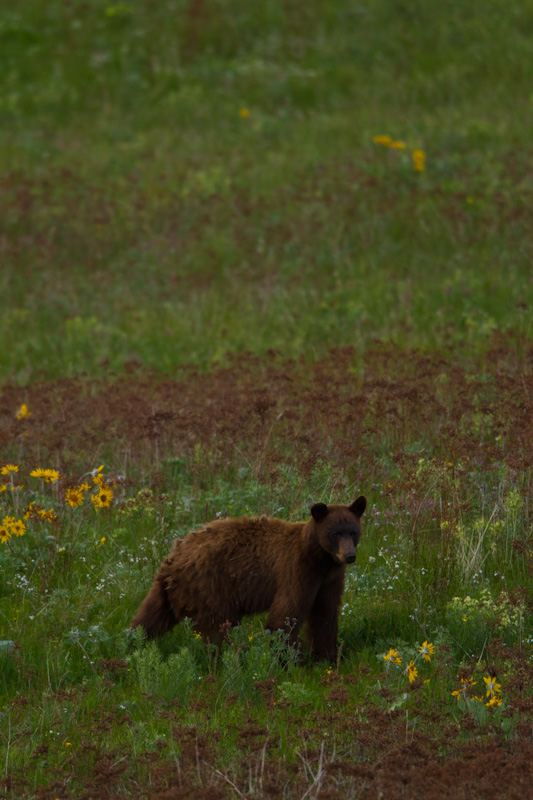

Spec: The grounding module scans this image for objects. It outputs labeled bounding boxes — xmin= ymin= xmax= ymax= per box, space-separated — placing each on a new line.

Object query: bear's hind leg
xmin=196 ymin=610 xmax=242 ymax=645
xmin=130 ymin=576 xmax=178 ymax=639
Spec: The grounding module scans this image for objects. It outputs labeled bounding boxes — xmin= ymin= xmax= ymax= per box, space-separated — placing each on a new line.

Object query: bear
xmin=130 ymin=496 xmax=366 ymax=661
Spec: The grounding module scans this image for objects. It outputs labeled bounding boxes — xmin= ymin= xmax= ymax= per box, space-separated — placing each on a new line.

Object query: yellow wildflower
xmin=412 ymin=149 xmax=426 ymax=172
xmin=407 ymin=660 xmax=418 ymax=683
xmin=92 ymin=486 xmax=113 ymax=510
xmin=65 ymin=487 xmax=85 ymax=509
xmin=10 ymin=519 xmax=26 ymax=537
xmin=0 ymin=485 xmax=7 ymax=493
xmin=239 ymin=108 xmax=250 ymax=118
xmin=483 ymin=675 xmax=502 ymax=698
xmin=486 ymin=695 xmax=502 ymax=708
xmin=1 ymin=464 xmax=19 ymax=475
xmin=39 ymin=509 xmax=58 ymax=522
xmin=16 ymin=404 xmax=31 ymax=419
xmin=98 ymin=537 xmax=106 ymax=547
xmin=31 ymin=468 xmax=59 ymax=482
xmin=418 ymin=641 xmax=435 ymax=662
xmin=43 ymin=469 xmax=59 ymax=483
xmin=97 ymin=486 xmax=113 ymax=507
xmin=451 ymin=676 xmax=477 ymax=701
xmin=382 ymin=648 xmax=402 ymax=665
xmin=92 ymin=465 xmax=105 ymax=486
xmin=373 ymin=135 xmax=405 ymax=149
xmin=0 ymin=526 xmax=11 ymax=544
xmin=373 ymin=135 xmax=393 ymax=145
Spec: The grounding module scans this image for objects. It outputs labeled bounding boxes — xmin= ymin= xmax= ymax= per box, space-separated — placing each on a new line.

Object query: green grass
xmin=1 ymin=457 xmax=532 ymax=795
xmin=2 ymin=0 xmax=533 ymax=796
xmin=1 ymin=0 xmax=533 ymax=381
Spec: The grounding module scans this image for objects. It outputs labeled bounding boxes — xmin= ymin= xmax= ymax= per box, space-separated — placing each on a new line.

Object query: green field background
xmin=1 ymin=0 xmax=532 ymax=381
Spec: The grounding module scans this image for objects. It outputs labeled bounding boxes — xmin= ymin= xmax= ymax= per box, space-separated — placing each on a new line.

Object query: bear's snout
xmin=334 ymin=533 xmax=357 ymax=565
xmin=334 ymin=550 xmax=356 ymax=565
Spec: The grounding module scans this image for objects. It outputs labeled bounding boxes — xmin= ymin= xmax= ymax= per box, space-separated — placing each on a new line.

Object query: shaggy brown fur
xmin=131 ymin=497 xmax=366 ymax=661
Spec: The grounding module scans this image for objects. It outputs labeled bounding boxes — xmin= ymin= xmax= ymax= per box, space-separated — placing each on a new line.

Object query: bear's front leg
xmin=307 ymin=579 xmax=344 ymax=662
xmin=265 ymin=594 xmax=303 ymax=651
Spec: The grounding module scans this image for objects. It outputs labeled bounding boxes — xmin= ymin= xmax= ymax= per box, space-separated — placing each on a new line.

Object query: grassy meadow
xmin=1 ymin=0 xmax=533 ymax=797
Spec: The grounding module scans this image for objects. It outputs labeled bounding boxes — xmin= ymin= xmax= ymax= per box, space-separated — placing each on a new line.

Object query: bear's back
xmin=166 ymin=515 xmax=306 ymax=617
xmin=169 ymin=515 xmax=304 ymax=580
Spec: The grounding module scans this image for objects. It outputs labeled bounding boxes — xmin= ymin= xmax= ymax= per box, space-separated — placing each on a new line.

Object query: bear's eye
xmin=334 ymin=529 xmax=355 ymax=538
xmin=333 ymin=530 xmax=355 ymax=541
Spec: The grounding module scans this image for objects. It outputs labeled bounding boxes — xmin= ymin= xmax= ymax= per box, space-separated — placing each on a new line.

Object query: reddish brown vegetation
xmin=5 ymin=702 xmax=533 ymax=800
xmin=2 ymin=155 xmax=532 ymax=294
xmin=1 ymin=337 xmax=532 ymax=489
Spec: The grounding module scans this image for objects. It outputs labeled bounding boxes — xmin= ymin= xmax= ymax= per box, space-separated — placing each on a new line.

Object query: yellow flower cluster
xmin=0 ymin=463 xmax=116 ymax=545
xmin=63 ymin=467 xmax=114 ymax=511
xmin=451 ymin=676 xmax=479 ymax=702
xmin=16 ymin=404 xmax=31 ymax=420
xmin=451 ymin=675 xmax=502 ymax=707
xmin=30 ymin=468 xmax=60 ymax=483
xmin=24 ymin=502 xmax=57 ymax=522
xmin=373 ymin=134 xmax=405 ymax=149
xmin=0 ymin=515 xmax=26 ymax=543
xmin=373 ymin=135 xmax=426 ymax=172
xmin=90 ymin=465 xmax=114 ymax=510
xmin=0 ymin=464 xmax=24 ymax=493
xmin=382 ymin=641 xmax=434 ymax=683
xmin=382 ymin=647 xmax=402 ymax=666
xmin=1 ymin=464 xmax=19 ymax=475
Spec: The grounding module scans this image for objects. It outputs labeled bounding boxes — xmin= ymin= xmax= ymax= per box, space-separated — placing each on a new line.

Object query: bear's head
xmin=310 ymin=496 xmax=366 ymax=566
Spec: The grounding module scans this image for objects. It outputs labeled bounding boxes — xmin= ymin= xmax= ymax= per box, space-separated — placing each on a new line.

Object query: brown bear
xmin=131 ymin=496 xmax=366 ymax=661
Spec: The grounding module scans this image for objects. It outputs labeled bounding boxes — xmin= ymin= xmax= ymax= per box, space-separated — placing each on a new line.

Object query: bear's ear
xmin=350 ymin=496 xmax=366 ymax=517
xmin=310 ymin=503 xmax=329 ymax=522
